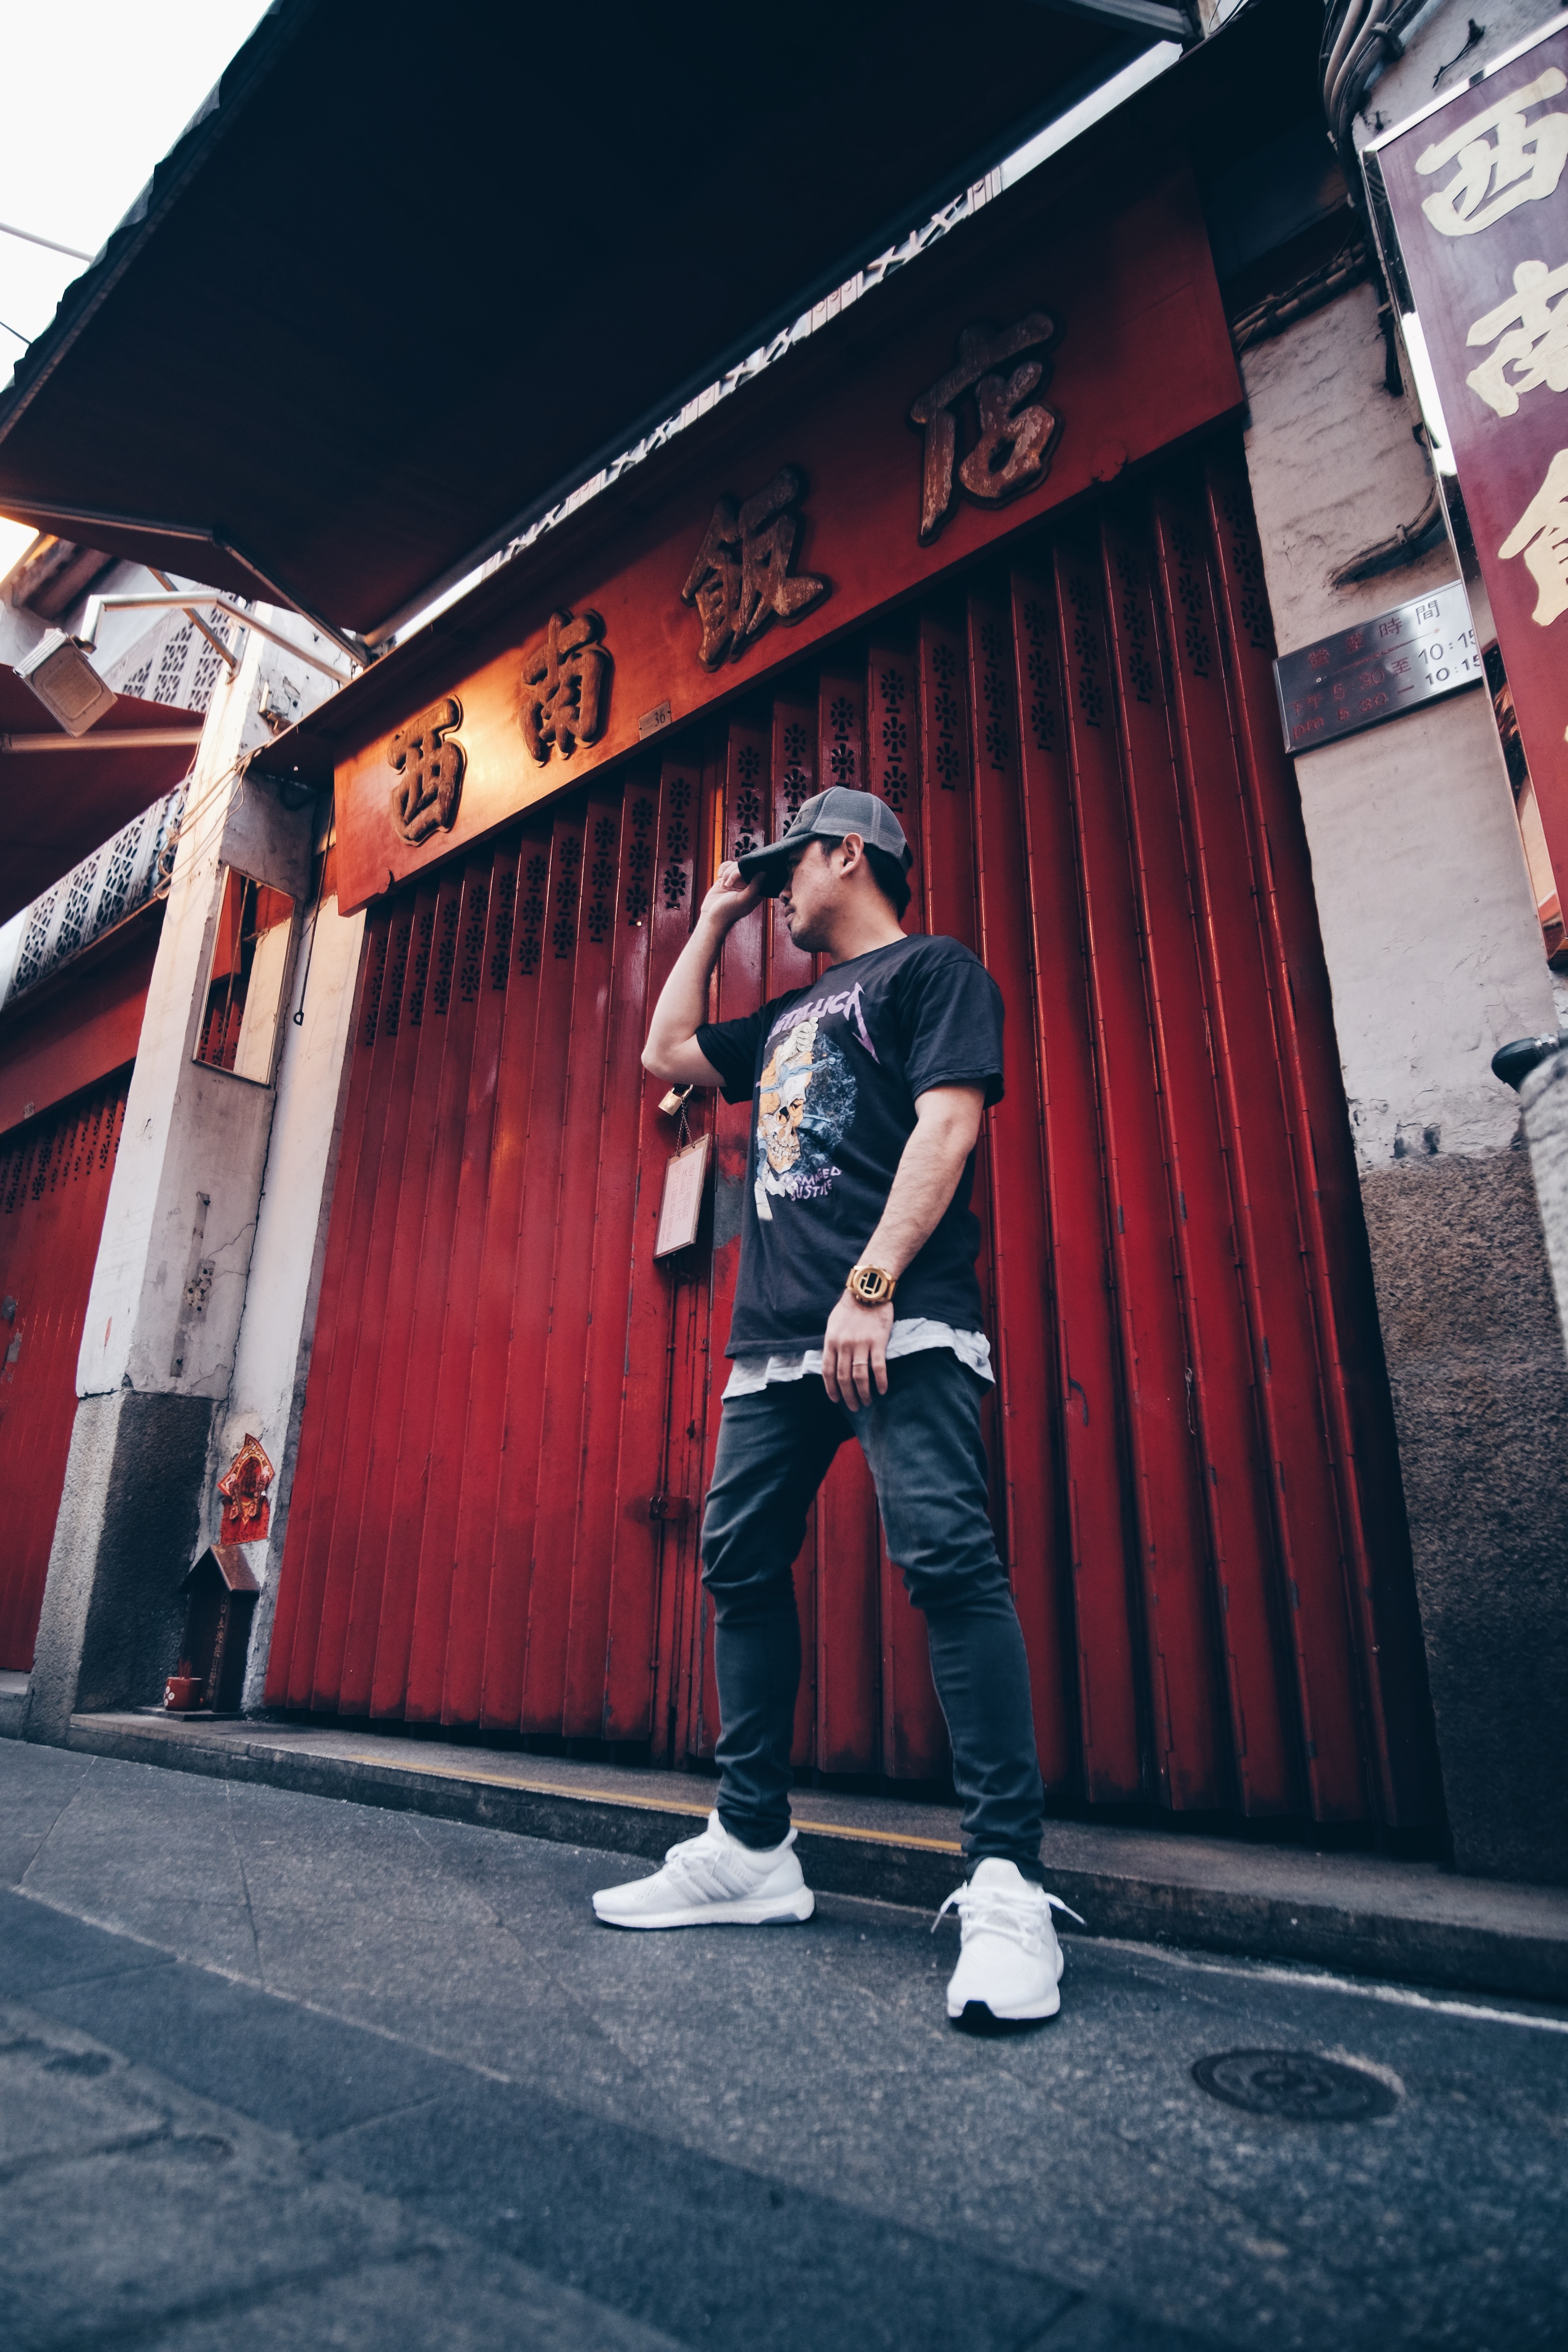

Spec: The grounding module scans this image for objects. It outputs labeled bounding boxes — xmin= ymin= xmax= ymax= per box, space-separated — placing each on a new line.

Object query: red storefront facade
xmin=0 ymin=913 xmax=160 ymax=1666
xmin=261 ymin=148 xmax=1440 ymax=1829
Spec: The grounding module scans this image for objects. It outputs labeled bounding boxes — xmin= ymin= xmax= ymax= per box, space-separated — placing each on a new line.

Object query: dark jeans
xmin=699 ymin=1348 xmax=1045 ymax=1875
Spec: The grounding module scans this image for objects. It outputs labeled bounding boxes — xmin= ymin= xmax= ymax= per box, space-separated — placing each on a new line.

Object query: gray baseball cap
xmin=735 ymin=786 xmax=911 ymax=894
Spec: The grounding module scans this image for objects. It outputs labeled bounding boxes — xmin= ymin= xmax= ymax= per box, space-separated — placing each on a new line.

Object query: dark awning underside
xmin=0 ymin=0 xmax=1144 ymax=645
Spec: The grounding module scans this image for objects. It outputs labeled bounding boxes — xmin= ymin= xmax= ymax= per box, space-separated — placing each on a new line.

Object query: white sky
xmin=0 ymin=0 xmax=270 ymax=570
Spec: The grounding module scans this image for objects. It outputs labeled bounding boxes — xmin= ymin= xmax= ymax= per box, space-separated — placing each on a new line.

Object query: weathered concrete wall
xmin=1362 ymin=0 xmax=1560 ymax=135
xmin=1242 ymin=267 xmax=1568 ymax=1881
xmin=24 ymin=610 xmax=351 ymax=1743
xmin=1359 ymin=1145 xmax=1568 ymax=1885
xmin=26 ymin=1391 xmax=213 ymax=1742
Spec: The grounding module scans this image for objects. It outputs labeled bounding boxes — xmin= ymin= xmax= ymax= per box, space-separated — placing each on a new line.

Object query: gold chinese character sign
xmin=681 ymin=465 xmax=829 ymax=669
xmin=1373 ymin=20 xmax=1568 ymax=919
xmin=909 ymin=312 xmax=1061 ymax=544
xmin=389 ymin=698 xmax=466 ymax=845
xmin=520 ymin=609 xmax=612 ymax=762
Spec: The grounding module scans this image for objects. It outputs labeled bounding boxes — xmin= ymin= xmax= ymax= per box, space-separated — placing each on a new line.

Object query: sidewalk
xmin=12 ymin=1736 xmax=1567 ymax=2350
xmin=44 ymin=1704 xmax=1568 ymax=2004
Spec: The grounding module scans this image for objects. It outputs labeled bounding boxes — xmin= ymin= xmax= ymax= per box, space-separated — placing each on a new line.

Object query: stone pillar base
xmin=25 ymin=1390 xmax=216 ymax=1746
xmin=1360 ymin=1141 xmax=1568 ymax=1886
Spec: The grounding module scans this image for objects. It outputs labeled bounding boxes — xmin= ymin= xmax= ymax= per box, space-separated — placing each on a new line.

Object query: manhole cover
xmin=1192 ymin=2049 xmax=1396 ymax=2122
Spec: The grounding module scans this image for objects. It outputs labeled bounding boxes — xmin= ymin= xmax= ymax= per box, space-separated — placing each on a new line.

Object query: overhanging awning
xmin=0 ymin=677 xmax=200 ymax=925
xmin=0 ymin=0 xmax=1147 ymax=647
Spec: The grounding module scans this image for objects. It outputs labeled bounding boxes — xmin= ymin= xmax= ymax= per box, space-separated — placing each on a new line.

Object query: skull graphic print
xmin=755 ymin=1013 xmax=857 ymax=1219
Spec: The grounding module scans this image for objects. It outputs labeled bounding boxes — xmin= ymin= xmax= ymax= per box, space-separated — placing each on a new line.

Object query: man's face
xmin=777 ymin=837 xmax=841 ymax=951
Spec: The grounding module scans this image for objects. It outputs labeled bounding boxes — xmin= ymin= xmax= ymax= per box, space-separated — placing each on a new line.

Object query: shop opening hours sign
xmin=1274 ymin=580 xmax=1480 ymax=755
xmin=1372 ymin=16 xmax=1568 ymax=883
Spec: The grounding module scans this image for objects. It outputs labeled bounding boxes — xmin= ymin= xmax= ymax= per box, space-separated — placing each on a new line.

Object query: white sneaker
xmin=592 ymin=1812 xmax=815 ymax=1929
xmin=936 ymin=1859 xmax=1084 ymax=2021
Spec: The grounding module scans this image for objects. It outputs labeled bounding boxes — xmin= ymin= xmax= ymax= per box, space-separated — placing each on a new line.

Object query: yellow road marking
xmin=334 ymin=1750 xmax=963 ymax=1854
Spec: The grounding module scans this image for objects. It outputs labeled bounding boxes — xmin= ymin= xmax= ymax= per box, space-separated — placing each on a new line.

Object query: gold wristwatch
xmin=845 ymin=1263 xmax=897 ymax=1307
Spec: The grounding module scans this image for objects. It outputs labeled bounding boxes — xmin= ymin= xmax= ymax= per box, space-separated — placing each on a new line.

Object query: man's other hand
xmin=821 ymin=1293 xmax=895 ymax=1409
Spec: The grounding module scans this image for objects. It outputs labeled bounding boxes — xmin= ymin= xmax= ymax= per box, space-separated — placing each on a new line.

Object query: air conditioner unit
xmin=12 ymin=629 xmax=117 ymax=736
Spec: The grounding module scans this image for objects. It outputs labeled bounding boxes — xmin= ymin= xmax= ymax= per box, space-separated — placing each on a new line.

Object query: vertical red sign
xmin=1373 ymin=21 xmax=1568 ymax=894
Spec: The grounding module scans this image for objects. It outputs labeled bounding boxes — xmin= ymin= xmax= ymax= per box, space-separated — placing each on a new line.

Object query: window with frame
xmin=194 ymin=869 xmax=296 ymax=1082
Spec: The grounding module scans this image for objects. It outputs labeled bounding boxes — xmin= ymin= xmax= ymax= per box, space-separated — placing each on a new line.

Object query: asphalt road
xmin=1 ymin=1741 xmax=1564 ymax=2352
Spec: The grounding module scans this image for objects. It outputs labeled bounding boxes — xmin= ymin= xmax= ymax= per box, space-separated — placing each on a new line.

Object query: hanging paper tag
xmin=655 ymin=1133 xmax=711 ymax=1258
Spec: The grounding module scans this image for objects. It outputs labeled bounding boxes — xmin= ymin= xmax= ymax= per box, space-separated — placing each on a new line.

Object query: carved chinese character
xmin=909 ymin=313 xmax=1060 ymax=544
xmin=1499 ymin=445 xmax=1568 ymax=625
xmin=1416 ymin=68 xmax=1568 ymax=238
xmin=520 ymin=609 xmax=611 ymax=763
xmin=680 ymin=464 xmax=829 ymax=669
xmin=1466 ymin=255 xmax=1568 ymax=416
xmin=389 ymin=698 xmax=465 ymax=845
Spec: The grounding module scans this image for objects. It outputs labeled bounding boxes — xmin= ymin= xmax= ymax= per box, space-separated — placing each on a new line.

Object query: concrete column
xmin=1241 ymin=280 xmax=1568 ymax=1885
xmin=25 ymin=611 xmax=349 ymax=1743
xmin=213 ymin=882 xmax=364 ymax=1714
xmin=1520 ymin=1046 xmax=1568 ymax=1349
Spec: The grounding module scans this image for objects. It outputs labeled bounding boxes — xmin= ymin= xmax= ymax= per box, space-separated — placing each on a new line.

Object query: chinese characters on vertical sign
xmin=1374 ymin=28 xmax=1568 ymax=885
xmin=1414 ymin=69 xmax=1568 ymax=236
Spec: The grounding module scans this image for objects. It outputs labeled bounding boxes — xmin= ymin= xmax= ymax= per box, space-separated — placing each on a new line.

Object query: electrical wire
xmin=1319 ymin=0 xmax=1428 ymax=394
xmin=0 ymin=218 xmax=92 ymax=262
xmin=0 ymin=318 xmax=32 ymax=347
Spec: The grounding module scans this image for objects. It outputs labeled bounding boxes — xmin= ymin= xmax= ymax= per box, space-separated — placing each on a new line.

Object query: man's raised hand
xmin=699 ymin=861 xmax=765 ymax=931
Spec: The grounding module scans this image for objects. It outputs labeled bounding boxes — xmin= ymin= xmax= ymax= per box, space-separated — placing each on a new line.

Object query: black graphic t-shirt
xmin=696 ymin=932 xmax=1004 ymax=1356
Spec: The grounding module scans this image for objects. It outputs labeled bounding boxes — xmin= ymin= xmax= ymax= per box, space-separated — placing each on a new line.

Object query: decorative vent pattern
xmin=361 ymin=924 xmax=391 ymax=1048
xmin=104 ymin=604 xmax=241 ymax=714
xmin=1169 ymin=519 xmax=1214 ymax=679
xmin=431 ymin=895 xmax=461 ymax=1014
xmin=661 ymin=779 xmax=692 ymax=912
xmin=1065 ymin=575 xmax=1106 ymax=729
xmin=2 ymin=788 xmax=186 ymax=1012
xmin=869 ymin=657 xmax=914 ymax=810
xmin=1020 ymin=600 xmax=1059 ymax=752
xmin=517 ymin=850 xmax=549 ymax=976
xmin=406 ymin=906 xmax=436 ymax=1027
xmin=977 ymin=620 xmax=1012 ymax=772
xmin=625 ymin=795 xmax=655 ymax=925
xmin=586 ymin=814 xmax=617 ymax=944
xmin=551 ymin=836 xmax=582 ymax=960
xmin=490 ymin=863 xmax=517 ymax=987
xmin=458 ymin=883 xmax=490 ymax=1002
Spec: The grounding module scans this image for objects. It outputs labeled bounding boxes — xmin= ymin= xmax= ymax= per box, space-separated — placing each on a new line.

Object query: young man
xmin=592 ymin=787 xmax=1081 ymax=2022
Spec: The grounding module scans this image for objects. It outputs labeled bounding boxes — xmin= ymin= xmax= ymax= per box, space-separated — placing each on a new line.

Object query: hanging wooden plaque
xmin=654 ymin=1133 xmax=711 ymax=1258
